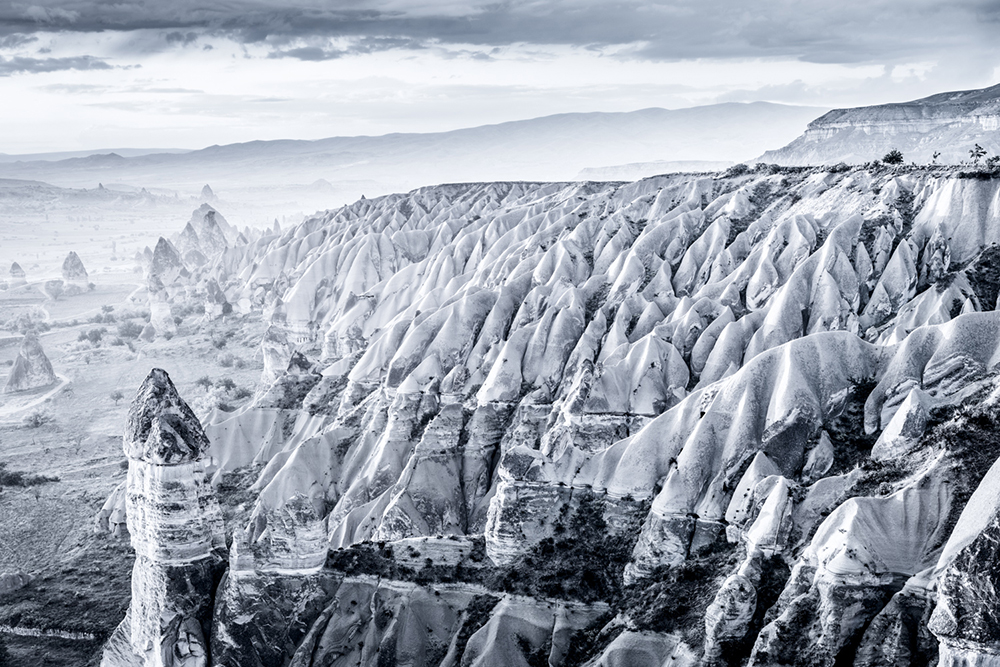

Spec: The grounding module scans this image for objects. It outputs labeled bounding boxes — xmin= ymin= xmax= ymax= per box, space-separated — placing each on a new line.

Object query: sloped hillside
xmin=102 ymin=164 xmax=1000 ymax=667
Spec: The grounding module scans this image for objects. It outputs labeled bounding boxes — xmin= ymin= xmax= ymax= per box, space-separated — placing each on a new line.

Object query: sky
xmin=0 ymin=0 xmax=998 ymax=154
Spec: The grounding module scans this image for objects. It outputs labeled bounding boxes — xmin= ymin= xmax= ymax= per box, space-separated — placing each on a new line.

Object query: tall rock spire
xmin=102 ymin=369 xmax=224 ymax=667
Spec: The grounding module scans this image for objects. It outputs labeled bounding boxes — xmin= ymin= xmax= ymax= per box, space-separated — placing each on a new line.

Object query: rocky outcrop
xmin=101 ymin=369 xmax=224 ymax=667
xmin=148 ymin=237 xmax=186 ymax=286
xmin=760 ymin=83 xmax=1000 ymax=165
xmin=8 ymin=261 xmax=25 ymax=286
xmin=3 ymin=331 xmax=57 ymax=393
xmin=0 ymin=571 xmax=31 ymax=595
xmin=62 ymin=250 xmax=88 ymax=284
xmin=930 ymin=511 xmax=1000 ymax=666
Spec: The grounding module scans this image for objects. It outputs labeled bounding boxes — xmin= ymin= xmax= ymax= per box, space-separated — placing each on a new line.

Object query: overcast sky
xmin=0 ymin=0 xmax=998 ymax=153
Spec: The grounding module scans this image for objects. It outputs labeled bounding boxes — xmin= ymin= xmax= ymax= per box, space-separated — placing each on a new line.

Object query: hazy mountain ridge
xmin=760 ymin=83 xmax=1000 ymax=165
xmin=86 ymin=163 xmax=1000 ymax=667
xmin=0 ymin=103 xmax=824 ymax=202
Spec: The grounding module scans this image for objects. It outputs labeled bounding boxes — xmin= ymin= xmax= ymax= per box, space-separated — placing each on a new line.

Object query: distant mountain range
xmin=0 ymin=103 xmax=824 ymax=205
xmin=759 ymin=83 xmax=1000 ymax=165
xmin=0 ymin=148 xmax=191 ymax=164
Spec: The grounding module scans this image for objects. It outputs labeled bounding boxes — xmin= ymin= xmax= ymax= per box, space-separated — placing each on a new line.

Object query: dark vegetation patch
xmin=451 ymin=594 xmax=500 ymax=661
xmin=957 ymin=168 xmax=1000 ymax=180
xmin=713 ymin=554 xmax=791 ymax=667
xmin=481 ymin=493 xmax=649 ymax=603
xmin=841 ymin=382 xmax=1000 ymax=537
xmin=0 ymin=462 xmax=58 ymax=487
xmin=621 ymin=539 xmax=739 ymax=647
xmin=0 ymin=536 xmax=134 ymax=666
xmin=561 ymin=612 xmax=622 ymax=667
xmin=325 ymin=494 xmax=648 ymax=603
xmin=965 ymin=245 xmax=1000 ymax=311
xmin=824 ymin=376 xmax=880 ymax=476
xmin=215 ymin=465 xmax=262 ymax=538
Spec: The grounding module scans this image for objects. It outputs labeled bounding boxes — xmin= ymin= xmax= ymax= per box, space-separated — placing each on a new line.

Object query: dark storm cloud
xmin=0 ymin=54 xmax=111 ymax=75
xmin=0 ymin=0 xmax=996 ymax=64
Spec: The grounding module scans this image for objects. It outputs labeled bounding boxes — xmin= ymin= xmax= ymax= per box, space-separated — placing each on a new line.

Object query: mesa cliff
xmin=101 ymin=164 xmax=1000 ymax=666
xmin=759 ymin=83 xmax=1000 ymax=165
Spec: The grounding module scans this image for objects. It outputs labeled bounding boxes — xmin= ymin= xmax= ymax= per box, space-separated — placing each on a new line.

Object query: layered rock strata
xmin=101 ymin=369 xmax=224 ymax=667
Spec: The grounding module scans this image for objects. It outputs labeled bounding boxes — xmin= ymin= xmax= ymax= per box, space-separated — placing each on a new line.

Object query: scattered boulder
xmin=0 ymin=571 xmax=32 ymax=595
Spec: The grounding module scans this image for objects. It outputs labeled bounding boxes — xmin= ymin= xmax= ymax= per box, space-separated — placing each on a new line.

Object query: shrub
xmin=77 ymin=327 xmax=107 ymax=345
xmin=724 ymin=163 xmax=750 ymax=178
xmin=23 ymin=409 xmax=53 ymax=428
xmin=110 ymin=389 xmax=125 ymax=405
xmin=217 ymin=378 xmax=236 ymax=392
xmin=233 ymin=386 xmax=253 ymax=400
xmin=882 ymin=149 xmax=904 ymax=165
xmin=117 ymin=320 xmax=143 ymax=339
xmin=0 ymin=462 xmax=58 ymax=487
xmin=195 ymin=376 xmax=213 ymax=389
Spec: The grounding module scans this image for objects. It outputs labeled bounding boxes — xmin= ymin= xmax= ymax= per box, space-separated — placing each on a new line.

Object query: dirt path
xmin=0 ymin=374 xmax=70 ymax=422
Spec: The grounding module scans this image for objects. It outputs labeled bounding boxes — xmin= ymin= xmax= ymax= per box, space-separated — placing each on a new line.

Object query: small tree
xmin=117 ymin=320 xmax=143 ymax=339
xmin=882 ymin=149 xmax=904 ymax=165
xmin=971 ymin=144 xmax=987 ymax=164
xmin=110 ymin=389 xmax=124 ymax=405
xmin=43 ymin=279 xmax=64 ymax=301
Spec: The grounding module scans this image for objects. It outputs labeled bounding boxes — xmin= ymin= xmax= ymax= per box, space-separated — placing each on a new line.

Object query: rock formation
xmin=148 ymin=237 xmax=185 ymax=286
xmin=8 ymin=261 xmax=25 ymax=286
xmin=0 ymin=571 xmax=31 ymax=595
xmin=97 ymin=164 xmax=1000 ymax=666
xmin=62 ymin=250 xmax=89 ymax=284
xmin=760 ymin=82 xmax=1000 ymax=165
xmin=101 ymin=369 xmax=224 ymax=667
xmin=3 ymin=331 xmax=57 ymax=393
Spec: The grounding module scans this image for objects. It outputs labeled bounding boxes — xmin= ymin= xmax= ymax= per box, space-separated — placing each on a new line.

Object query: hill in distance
xmin=0 ymin=102 xmax=825 ymax=207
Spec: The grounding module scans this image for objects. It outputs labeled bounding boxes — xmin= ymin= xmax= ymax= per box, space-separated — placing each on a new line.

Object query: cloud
xmin=0 ymin=32 xmax=35 ymax=48
xmin=0 ymin=0 xmax=993 ymax=67
xmin=165 ymin=31 xmax=198 ymax=45
xmin=0 ymin=54 xmax=111 ymax=75
xmin=266 ymin=36 xmax=424 ymax=60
